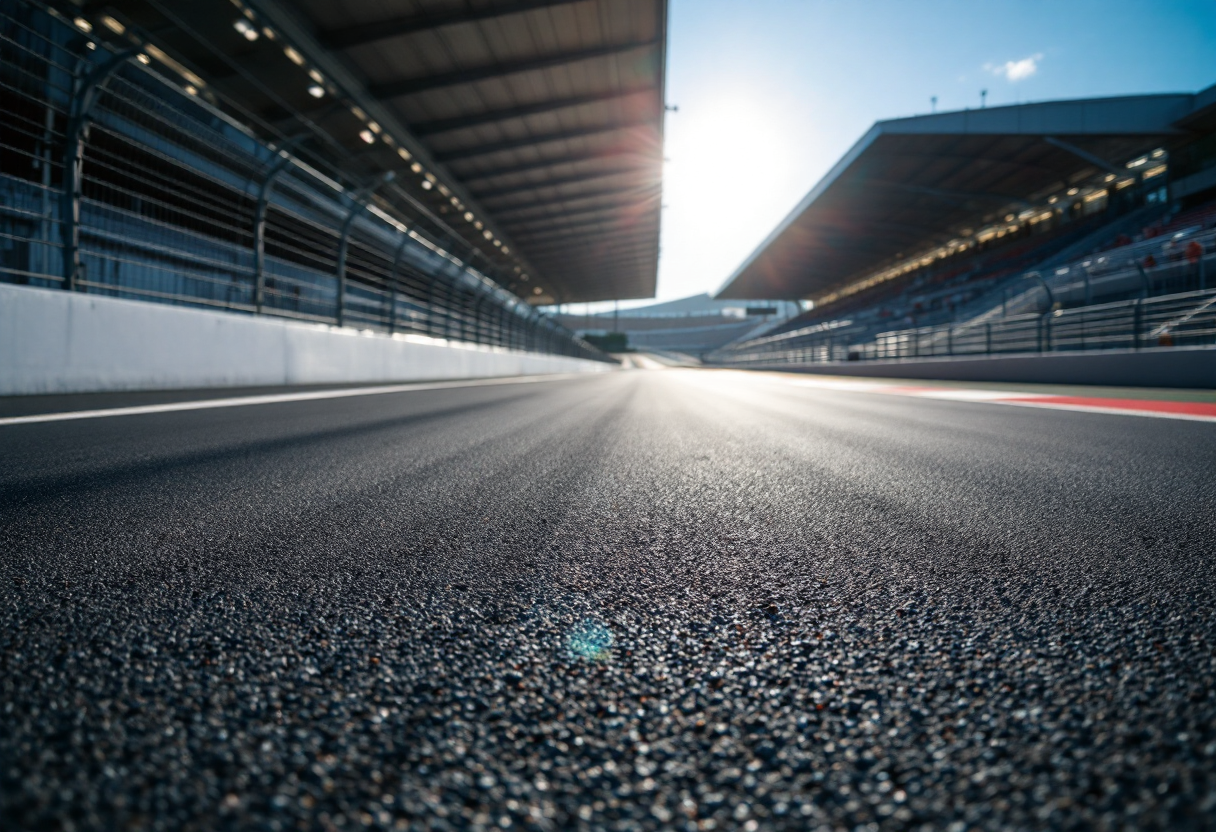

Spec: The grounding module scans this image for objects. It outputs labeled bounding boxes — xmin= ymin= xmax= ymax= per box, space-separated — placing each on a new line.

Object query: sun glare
xmin=660 ymin=88 xmax=809 ymax=296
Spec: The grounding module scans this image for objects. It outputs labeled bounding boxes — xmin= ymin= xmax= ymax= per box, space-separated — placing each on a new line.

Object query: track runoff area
xmin=3 ymin=367 xmax=1215 ymax=830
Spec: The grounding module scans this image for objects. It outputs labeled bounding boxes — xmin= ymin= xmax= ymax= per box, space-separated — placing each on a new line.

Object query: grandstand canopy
xmin=715 ymin=94 xmax=1198 ymax=301
xmin=96 ymin=0 xmax=667 ymax=303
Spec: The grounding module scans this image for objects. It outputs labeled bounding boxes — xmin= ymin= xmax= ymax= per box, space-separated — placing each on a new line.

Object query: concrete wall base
xmin=739 ymin=346 xmax=1216 ymax=389
xmin=0 ymin=284 xmax=612 ymax=395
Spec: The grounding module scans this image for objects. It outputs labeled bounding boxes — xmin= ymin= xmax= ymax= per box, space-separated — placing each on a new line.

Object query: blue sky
xmin=605 ymin=0 xmax=1216 ymax=307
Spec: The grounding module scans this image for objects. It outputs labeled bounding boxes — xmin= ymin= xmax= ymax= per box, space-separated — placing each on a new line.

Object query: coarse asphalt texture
xmin=2 ymin=367 xmax=1215 ymax=831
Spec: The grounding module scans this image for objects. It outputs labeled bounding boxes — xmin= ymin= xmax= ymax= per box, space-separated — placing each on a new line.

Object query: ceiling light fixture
xmin=233 ymin=18 xmax=259 ymax=41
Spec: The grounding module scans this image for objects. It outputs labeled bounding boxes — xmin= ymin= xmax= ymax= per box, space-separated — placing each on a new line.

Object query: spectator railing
xmin=710 ymin=287 xmax=1216 ymax=367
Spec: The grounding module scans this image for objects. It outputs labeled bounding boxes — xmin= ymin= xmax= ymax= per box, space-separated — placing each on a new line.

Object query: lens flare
xmin=566 ymin=619 xmax=614 ymax=661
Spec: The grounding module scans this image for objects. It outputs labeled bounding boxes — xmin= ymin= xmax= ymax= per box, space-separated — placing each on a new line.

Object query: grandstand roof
xmin=715 ymin=93 xmax=1199 ymax=301
xmin=98 ymin=0 xmax=667 ymax=304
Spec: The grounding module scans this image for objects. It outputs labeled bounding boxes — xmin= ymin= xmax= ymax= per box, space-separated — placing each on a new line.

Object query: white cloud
xmin=985 ymin=53 xmax=1043 ymax=82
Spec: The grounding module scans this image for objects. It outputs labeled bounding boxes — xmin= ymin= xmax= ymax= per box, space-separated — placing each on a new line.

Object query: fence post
xmin=1132 ymin=298 xmax=1143 ymax=350
xmin=253 ymin=147 xmax=302 ymax=314
xmin=60 ymin=48 xmax=139 ymax=291
xmin=1134 ymin=260 xmax=1151 ymax=299
xmin=335 ymin=173 xmax=394 ymax=328
xmin=470 ymin=292 xmax=488 ymax=345
xmin=947 ymin=326 xmax=953 ymax=356
xmin=985 ymin=322 xmax=992 ymax=355
xmin=386 ymin=233 xmax=409 ymax=334
xmin=335 ymin=208 xmax=359 ymax=327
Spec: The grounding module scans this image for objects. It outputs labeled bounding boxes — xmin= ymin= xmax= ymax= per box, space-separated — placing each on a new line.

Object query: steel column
xmin=387 ymin=233 xmax=410 ymax=334
xmin=253 ymin=147 xmax=302 ymax=314
xmin=335 ymin=174 xmax=394 ymax=327
xmin=60 ymin=49 xmax=138 ymax=291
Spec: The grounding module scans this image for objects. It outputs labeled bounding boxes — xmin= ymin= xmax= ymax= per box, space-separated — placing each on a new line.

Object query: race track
xmin=2 ymin=368 xmax=1214 ymax=830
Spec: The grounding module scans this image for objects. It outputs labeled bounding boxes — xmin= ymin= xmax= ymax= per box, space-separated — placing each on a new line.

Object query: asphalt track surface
xmin=2 ymin=368 xmax=1215 ymax=831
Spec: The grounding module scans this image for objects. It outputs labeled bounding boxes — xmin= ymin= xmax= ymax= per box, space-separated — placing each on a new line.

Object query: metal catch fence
xmin=0 ymin=0 xmax=609 ymax=362
xmin=712 ymin=288 xmax=1216 ymax=367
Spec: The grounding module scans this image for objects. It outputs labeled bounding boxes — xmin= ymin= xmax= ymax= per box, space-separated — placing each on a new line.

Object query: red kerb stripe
xmin=1008 ymin=397 xmax=1216 ymax=417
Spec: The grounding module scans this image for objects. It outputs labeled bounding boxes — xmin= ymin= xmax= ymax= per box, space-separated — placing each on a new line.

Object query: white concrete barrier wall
xmin=0 ymin=284 xmax=613 ymax=395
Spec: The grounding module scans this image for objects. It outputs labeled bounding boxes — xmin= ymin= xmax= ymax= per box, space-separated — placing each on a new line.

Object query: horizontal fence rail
xmin=0 ymin=0 xmax=610 ymax=363
xmin=711 ymin=287 xmax=1216 ymax=367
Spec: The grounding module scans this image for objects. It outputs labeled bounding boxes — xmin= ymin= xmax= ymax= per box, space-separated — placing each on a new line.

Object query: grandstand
xmin=711 ymin=87 xmax=1216 ymax=368
xmin=555 ymin=293 xmax=799 ymax=355
xmin=1 ymin=0 xmax=668 ymax=378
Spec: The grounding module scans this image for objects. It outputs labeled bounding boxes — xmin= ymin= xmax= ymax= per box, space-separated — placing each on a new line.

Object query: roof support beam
xmin=467 ymin=165 xmax=647 ymax=199
xmin=525 ymin=245 xmax=656 ymax=265
xmin=482 ymin=182 xmax=658 ymax=212
xmin=526 ymin=238 xmax=657 ymax=259
xmin=525 ymin=230 xmax=657 ymax=251
xmin=458 ymin=147 xmax=652 ymax=182
xmin=1042 ymin=136 xmax=1122 ymax=174
xmin=535 ymin=251 xmax=656 ymax=271
xmin=516 ymin=226 xmax=652 ymax=248
xmin=871 ymin=180 xmax=1033 ymax=210
xmin=433 ymin=120 xmax=651 ymax=163
xmin=503 ymin=206 xmax=638 ymax=233
xmin=369 ymin=39 xmax=658 ymax=100
xmin=512 ymin=213 xmax=646 ymax=238
xmin=322 ymin=0 xmax=585 ymax=50
xmin=529 ymin=245 xmax=656 ymax=262
xmin=495 ymin=188 xmax=660 ymax=222
xmin=411 ymin=88 xmax=656 ymax=136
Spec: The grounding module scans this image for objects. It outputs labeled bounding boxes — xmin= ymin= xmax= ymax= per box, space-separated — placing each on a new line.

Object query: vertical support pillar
xmin=253 ymin=150 xmax=298 ymax=314
xmin=335 ymin=207 xmax=360 ymax=328
xmin=335 ymin=173 xmax=394 ymax=328
xmin=1132 ymin=298 xmax=1143 ymax=350
xmin=59 ymin=49 xmax=138 ymax=291
xmin=470 ymin=292 xmax=488 ymax=346
xmin=424 ymin=273 xmax=442 ymax=339
xmin=1134 ymin=260 xmax=1152 ymax=299
xmin=387 ymin=233 xmax=409 ymax=334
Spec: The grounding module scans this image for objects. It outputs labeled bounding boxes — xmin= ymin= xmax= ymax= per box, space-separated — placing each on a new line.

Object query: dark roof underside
xmin=98 ymin=0 xmax=667 ymax=303
xmin=291 ymin=0 xmax=666 ymax=303
xmin=716 ymin=94 xmax=1196 ymax=300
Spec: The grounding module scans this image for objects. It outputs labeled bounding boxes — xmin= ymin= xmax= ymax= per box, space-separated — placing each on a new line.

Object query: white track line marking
xmin=0 ymin=374 xmax=579 ymax=427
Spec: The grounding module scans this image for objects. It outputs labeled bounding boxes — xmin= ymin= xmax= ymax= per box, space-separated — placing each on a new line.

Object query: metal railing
xmin=711 ymin=287 xmax=1216 ymax=367
xmin=0 ymin=0 xmax=610 ymax=363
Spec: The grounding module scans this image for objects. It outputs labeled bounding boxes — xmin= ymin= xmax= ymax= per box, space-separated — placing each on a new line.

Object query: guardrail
xmin=0 ymin=0 xmax=610 ymax=363
xmin=711 ymin=288 xmax=1216 ymax=367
